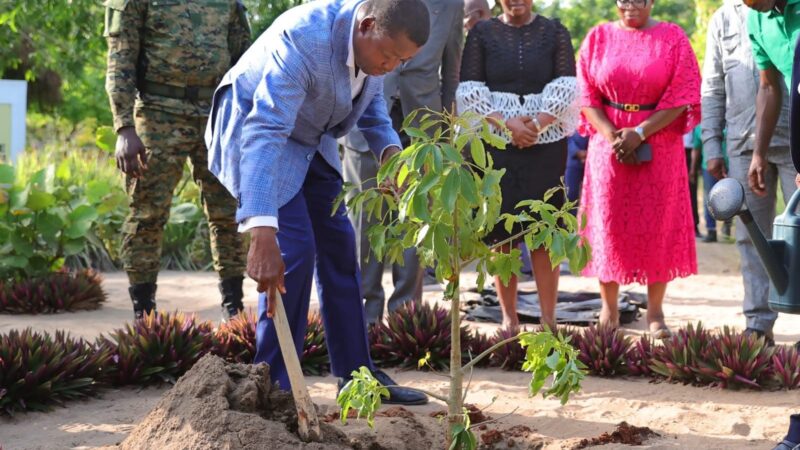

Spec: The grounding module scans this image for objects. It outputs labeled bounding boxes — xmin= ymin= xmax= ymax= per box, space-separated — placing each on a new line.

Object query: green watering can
xmin=708 ymin=178 xmax=800 ymax=314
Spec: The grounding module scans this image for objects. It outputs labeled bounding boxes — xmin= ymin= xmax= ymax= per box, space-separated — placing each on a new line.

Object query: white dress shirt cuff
xmin=238 ymin=216 xmax=279 ymax=233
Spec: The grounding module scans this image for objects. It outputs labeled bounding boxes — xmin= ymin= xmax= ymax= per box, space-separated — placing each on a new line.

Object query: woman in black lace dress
xmin=456 ymin=0 xmax=579 ymax=329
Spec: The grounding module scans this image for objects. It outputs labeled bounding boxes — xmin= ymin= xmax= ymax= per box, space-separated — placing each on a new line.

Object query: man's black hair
xmin=362 ymin=0 xmax=430 ymax=48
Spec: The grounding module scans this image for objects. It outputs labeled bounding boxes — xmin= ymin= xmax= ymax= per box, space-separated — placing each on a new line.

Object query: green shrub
xmin=0 ymin=328 xmax=112 ymax=416
xmin=0 ymin=162 xmax=119 ymax=280
xmin=0 ymin=269 xmax=105 ymax=314
xmin=161 ymin=201 xmax=212 ymax=271
xmin=19 ymin=128 xmax=126 ymax=270
xmin=12 ymin=126 xmax=216 ymax=272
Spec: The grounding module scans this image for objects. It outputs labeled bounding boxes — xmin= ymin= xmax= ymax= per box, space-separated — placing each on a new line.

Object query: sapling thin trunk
xmin=447 ymin=201 xmax=464 ymax=447
xmin=447 ymin=277 xmax=464 ymax=445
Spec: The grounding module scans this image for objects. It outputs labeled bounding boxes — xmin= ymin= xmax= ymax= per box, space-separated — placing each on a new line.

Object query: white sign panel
xmin=0 ymin=80 xmax=28 ymax=163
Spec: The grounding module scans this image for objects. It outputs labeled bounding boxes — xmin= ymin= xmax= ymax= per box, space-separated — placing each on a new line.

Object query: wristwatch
xmin=634 ymin=126 xmax=646 ymax=141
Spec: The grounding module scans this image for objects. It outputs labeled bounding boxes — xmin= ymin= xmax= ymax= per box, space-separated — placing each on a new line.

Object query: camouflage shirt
xmin=104 ymin=0 xmax=252 ymax=131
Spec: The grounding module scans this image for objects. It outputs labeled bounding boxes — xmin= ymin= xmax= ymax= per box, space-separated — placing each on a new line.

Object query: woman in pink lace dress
xmin=577 ymin=0 xmax=700 ymax=337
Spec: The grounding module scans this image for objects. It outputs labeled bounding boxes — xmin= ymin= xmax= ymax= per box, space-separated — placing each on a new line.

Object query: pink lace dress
xmin=577 ymin=21 xmax=700 ymax=284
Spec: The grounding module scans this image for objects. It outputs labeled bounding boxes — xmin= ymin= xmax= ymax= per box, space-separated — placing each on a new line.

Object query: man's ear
xmin=359 ymin=16 xmax=376 ymax=33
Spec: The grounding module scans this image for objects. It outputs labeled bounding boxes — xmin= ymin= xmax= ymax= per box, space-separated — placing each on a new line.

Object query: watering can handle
xmin=786 ymin=189 xmax=800 ymax=217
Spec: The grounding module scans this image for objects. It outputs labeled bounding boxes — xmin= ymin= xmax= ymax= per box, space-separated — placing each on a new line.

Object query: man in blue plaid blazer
xmin=206 ymin=0 xmax=430 ymax=405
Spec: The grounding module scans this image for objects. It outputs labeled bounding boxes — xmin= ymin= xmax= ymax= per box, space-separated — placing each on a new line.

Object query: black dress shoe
xmin=702 ymin=230 xmax=717 ymax=243
xmin=772 ymin=439 xmax=800 ymax=450
xmin=744 ymin=328 xmax=776 ymax=347
xmin=338 ymin=368 xmax=429 ymax=406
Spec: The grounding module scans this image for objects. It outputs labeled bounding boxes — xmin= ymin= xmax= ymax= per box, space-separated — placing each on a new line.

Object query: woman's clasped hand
xmin=611 ymin=128 xmax=644 ymax=164
xmin=507 ymin=116 xmax=540 ymax=148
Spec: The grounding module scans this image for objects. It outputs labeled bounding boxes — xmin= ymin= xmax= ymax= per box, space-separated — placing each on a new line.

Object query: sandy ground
xmin=1 ymin=240 xmax=799 ymax=449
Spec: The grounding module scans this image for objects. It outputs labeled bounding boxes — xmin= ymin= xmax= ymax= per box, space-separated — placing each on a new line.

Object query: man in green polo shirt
xmin=745 ymin=0 xmax=800 ymax=195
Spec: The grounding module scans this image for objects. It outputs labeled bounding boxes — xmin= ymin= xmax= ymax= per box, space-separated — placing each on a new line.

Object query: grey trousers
xmin=727 ymin=146 xmax=797 ymax=334
xmin=342 ymin=146 xmax=422 ymax=324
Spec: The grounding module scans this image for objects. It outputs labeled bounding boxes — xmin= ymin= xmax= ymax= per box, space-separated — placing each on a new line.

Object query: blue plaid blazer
xmin=206 ymin=0 xmax=400 ymax=222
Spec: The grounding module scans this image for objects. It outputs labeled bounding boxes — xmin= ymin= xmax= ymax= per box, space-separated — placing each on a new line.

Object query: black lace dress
xmin=460 ymin=16 xmax=576 ymax=244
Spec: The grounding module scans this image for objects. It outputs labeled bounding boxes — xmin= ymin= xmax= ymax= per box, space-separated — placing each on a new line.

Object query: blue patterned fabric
xmin=206 ymin=0 xmax=401 ymax=222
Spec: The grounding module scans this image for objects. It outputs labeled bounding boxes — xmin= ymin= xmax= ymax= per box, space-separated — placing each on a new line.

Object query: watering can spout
xmin=707 ymin=179 xmax=789 ymax=294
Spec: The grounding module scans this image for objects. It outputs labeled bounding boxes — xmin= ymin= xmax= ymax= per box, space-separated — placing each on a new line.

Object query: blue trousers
xmin=565 ymin=162 xmax=584 ymax=209
xmin=253 ymin=153 xmax=374 ymax=390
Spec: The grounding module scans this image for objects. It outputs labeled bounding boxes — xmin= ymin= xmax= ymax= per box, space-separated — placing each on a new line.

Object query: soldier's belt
xmin=141 ymin=81 xmax=214 ymax=102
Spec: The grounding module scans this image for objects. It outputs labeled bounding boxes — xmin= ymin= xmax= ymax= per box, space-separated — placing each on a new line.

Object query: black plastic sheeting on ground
xmin=462 ymin=287 xmax=646 ymax=326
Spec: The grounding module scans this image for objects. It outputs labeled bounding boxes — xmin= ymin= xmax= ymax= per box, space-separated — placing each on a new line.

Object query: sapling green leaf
xmin=406 ymin=127 xmax=429 ymax=140
xmin=469 ymin=139 xmax=486 ymax=169
xmin=519 ymin=331 xmax=585 ymax=405
xmin=418 ymin=351 xmax=432 ymax=369
xmin=336 ymin=367 xmax=389 ymax=428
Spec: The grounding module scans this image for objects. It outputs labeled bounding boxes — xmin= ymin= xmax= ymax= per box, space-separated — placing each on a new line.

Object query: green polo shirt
xmin=748 ymin=0 xmax=800 ymax=88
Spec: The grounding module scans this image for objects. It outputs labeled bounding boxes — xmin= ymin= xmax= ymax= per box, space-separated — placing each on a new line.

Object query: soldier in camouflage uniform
xmin=103 ymin=0 xmax=251 ymax=319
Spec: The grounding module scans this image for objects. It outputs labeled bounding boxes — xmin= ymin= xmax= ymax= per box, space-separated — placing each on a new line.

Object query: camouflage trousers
xmin=121 ymin=107 xmax=246 ymax=284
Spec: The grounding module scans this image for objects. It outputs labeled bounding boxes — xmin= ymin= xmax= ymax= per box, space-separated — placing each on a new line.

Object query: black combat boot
xmin=129 ymin=282 xmax=157 ymax=319
xmin=219 ymin=275 xmax=245 ymax=320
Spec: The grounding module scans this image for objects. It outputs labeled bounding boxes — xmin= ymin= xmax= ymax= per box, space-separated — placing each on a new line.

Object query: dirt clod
xmin=429 ymin=409 xmax=446 ymax=419
xmin=379 ymin=406 xmax=415 ymax=418
xmin=481 ymin=429 xmax=504 ymax=445
xmin=429 ymin=404 xmax=492 ymax=424
xmin=322 ymin=409 xmax=359 ymax=423
xmin=506 ymin=425 xmax=533 ymax=437
xmin=466 ymin=403 xmax=493 ymax=424
xmin=575 ymin=422 xmax=659 ymax=448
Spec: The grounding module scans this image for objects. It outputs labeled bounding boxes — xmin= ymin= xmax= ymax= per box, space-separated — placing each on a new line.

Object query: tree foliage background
xmin=0 ymin=0 xmax=716 ymax=127
xmin=0 ymin=0 xmax=304 ymax=127
xmin=536 ymin=0 xmax=701 ymax=55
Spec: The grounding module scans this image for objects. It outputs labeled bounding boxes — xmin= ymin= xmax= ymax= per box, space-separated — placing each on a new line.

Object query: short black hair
xmin=362 ymin=0 xmax=430 ymax=48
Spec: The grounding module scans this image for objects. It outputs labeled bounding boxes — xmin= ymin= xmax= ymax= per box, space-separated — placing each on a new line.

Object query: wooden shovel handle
xmin=272 ymin=291 xmax=322 ymax=442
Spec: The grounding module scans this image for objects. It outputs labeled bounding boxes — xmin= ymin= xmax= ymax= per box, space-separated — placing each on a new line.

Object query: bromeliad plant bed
xmin=0 ymin=270 xmax=106 ymax=314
